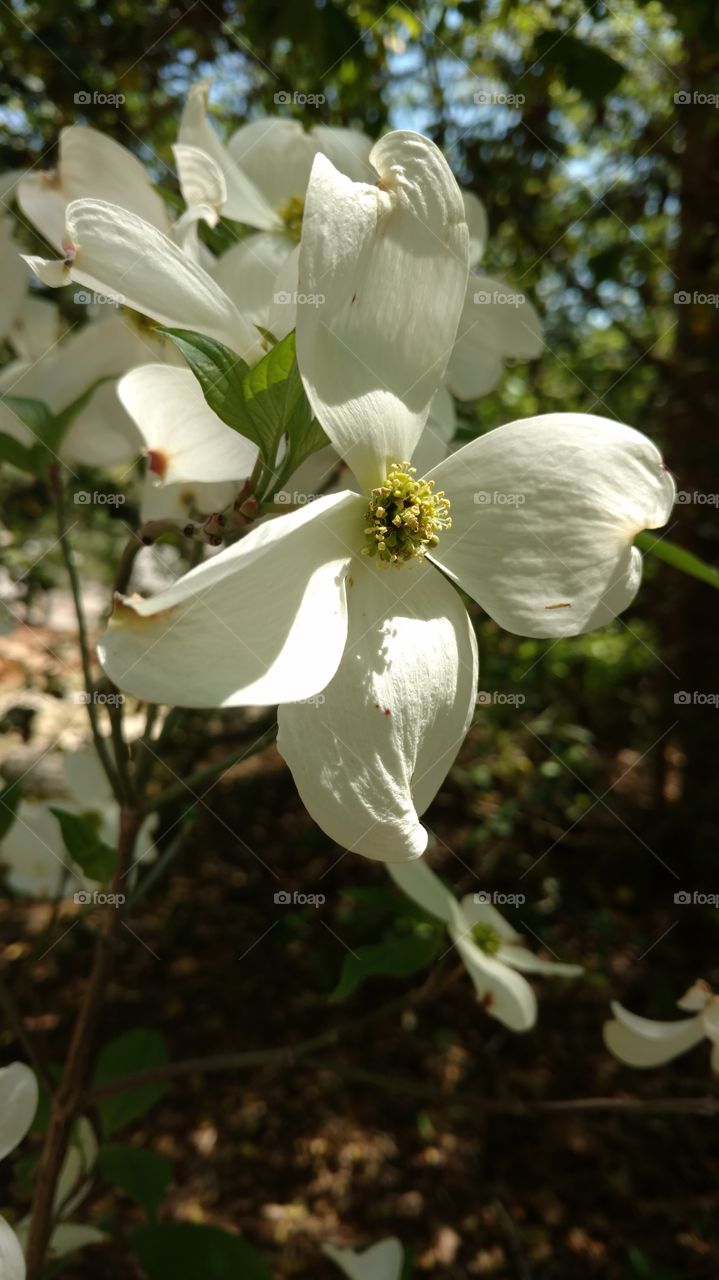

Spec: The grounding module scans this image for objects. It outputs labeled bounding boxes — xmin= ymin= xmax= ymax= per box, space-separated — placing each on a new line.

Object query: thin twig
xmin=49 ymin=466 xmax=123 ymax=805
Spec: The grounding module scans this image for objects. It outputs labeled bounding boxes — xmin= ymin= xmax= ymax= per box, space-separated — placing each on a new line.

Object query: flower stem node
xmin=362 ymin=462 xmax=451 ymax=565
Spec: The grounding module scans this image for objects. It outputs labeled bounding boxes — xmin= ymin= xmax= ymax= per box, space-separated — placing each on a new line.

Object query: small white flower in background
xmin=0 ymin=1061 xmax=38 ymax=1280
xmin=1 ymin=749 xmax=156 ymax=898
xmin=604 ymin=980 xmax=719 ymax=1072
xmin=180 ymin=82 xmax=374 ymax=329
xmin=0 ymin=313 xmax=175 ymax=469
xmin=116 ymin=364 xmax=258 ymax=525
xmin=99 ymin=129 xmax=674 ymax=865
xmin=388 ymin=860 xmax=582 ymax=1031
xmin=323 ymin=1237 xmax=404 ymax=1280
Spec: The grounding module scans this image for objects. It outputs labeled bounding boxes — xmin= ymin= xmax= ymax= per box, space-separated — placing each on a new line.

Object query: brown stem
xmin=23 ymin=807 xmax=141 ymax=1280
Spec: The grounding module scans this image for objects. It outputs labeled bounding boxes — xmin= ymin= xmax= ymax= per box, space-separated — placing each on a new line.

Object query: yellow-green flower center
xmin=471 ymin=923 xmax=502 ymax=955
xmin=278 ymin=195 xmax=305 ymax=241
xmin=362 ymin=462 xmax=451 ymax=565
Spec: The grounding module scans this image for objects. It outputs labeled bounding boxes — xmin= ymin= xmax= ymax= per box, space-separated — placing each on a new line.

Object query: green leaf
xmin=156 ymin=327 xmax=255 ymax=444
xmin=49 ymin=807 xmax=117 ymax=883
xmin=534 ymin=32 xmax=625 ymax=104
xmin=275 ymin=413 xmax=330 ymax=494
xmin=239 ymin=330 xmax=319 ymax=478
xmin=0 ymin=430 xmax=40 ymax=474
xmin=92 ymin=1029 xmax=169 ymax=1138
xmin=43 ymin=376 xmax=115 ymax=456
xmin=97 ymin=1144 xmax=172 ymax=1218
xmin=330 ymin=931 xmax=442 ymax=1002
xmin=129 ymin=1223 xmax=271 ymax=1280
xmin=157 ymin=327 xmax=326 ymax=481
xmin=0 ymin=395 xmax=52 ymax=437
xmin=636 ymin=531 xmax=719 ymax=591
xmin=0 ymin=776 xmax=22 ymax=841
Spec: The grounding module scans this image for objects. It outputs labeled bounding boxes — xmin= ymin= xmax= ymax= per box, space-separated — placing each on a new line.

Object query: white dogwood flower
xmin=1 ymin=748 xmax=156 ymax=898
xmin=324 ymin=1238 xmax=404 ymax=1280
xmin=98 ymin=129 xmax=674 ymax=863
xmin=22 ymin=197 xmax=264 ymax=363
xmin=604 ymin=980 xmax=719 ymax=1072
xmin=0 ymin=1061 xmax=38 ymax=1280
xmin=388 ymin=860 xmax=582 ymax=1031
xmin=117 ymin=363 xmax=258 ymax=502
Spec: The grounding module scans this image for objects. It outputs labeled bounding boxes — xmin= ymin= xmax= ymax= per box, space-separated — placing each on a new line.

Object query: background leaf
xmin=97 ymin=1144 xmax=172 ymax=1218
xmin=129 ymin=1223 xmax=271 ymax=1280
xmin=92 ymin=1029 xmax=169 ymax=1138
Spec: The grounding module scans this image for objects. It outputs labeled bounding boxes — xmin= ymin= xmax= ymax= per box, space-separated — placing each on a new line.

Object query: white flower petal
xmin=0 ymin=1218 xmax=25 ymax=1280
xmin=0 ymin=1062 xmax=38 ymax=1159
xmin=266 ymin=244 xmax=300 ymax=341
xmin=449 ymin=915 xmax=537 ymax=1031
xmin=54 ymin=1117 xmax=97 ymax=1217
xmin=446 ymin=275 xmax=542 ymax=400
xmin=0 ymin=218 xmax=28 ymax=340
xmin=323 ymin=1239 xmax=404 ymax=1280
xmin=47 ymin=1224 xmax=106 ymax=1257
xmin=701 ymin=1000 xmax=719 ymax=1045
xmin=179 ymin=83 xmax=281 ymax=229
xmin=277 ymin=556 xmax=478 ymax=862
xmin=456 ymin=894 xmax=518 ymax=940
xmin=10 ymin=295 xmax=61 ymax=363
xmin=18 ymin=125 xmax=169 ymax=250
xmin=117 ymin=365 xmax=257 ymax=485
xmin=462 ymin=190 xmax=489 ymax=267
xmin=410 ymin=384 xmax=456 ymax=476
xmin=140 ymin=472 xmax=238 ymax=523
xmin=312 ymin=126 xmax=375 ymax=183
xmin=26 ymin=199 xmax=262 ymax=361
xmin=227 ymin=118 xmax=316 ymax=212
xmin=99 ymin=492 xmax=361 ymax=707
xmin=212 ymin=231 xmax=294 ymax=326
xmin=428 ymin=413 xmax=675 ymax=637
xmin=603 ymin=1001 xmax=705 ymax=1068
xmin=387 ymin=859 xmax=455 ymax=925
xmin=2 ymin=802 xmax=92 ymax=898
xmin=677 ymin=979 xmax=711 ymax=1012
xmin=296 ymin=131 xmax=468 ymax=490
xmin=172 ymin=143 xmax=227 ymax=223
xmin=497 ymin=943 xmax=583 ymax=978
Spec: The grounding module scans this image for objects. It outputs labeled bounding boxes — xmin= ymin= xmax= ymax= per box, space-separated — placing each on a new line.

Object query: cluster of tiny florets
xmin=278 ymin=195 xmax=305 ymax=241
xmin=471 ymin=923 xmax=502 ymax=955
xmin=362 ymin=462 xmax=451 ymax=565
